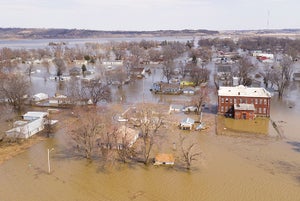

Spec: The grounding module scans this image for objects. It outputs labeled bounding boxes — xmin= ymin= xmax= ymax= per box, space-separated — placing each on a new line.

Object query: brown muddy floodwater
xmin=1 ymin=65 xmax=300 ymax=200
xmin=0 ymin=114 xmax=300 ymax=201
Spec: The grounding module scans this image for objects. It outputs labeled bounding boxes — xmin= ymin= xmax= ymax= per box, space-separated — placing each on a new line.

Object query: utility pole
xmin=47 ymin=148 xmax=54 ymax=174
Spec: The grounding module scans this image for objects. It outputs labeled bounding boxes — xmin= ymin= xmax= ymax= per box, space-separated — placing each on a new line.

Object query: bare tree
xmin=190 ymin=65 xmax=210 ymax=86
xmin=26 ymin=63 xmax=34 ymax=78
xmin=270 ymin=55 xmax=294 ymax=99
xmin=234 ymin=56 xmax=254 ymax=86
xmin=67 ymin=107 xmax=107 ymax=159
xmin=179 ymin=134 xmax=201 ymax=170
xmin=259 ymin=63 xmax=273 ymax=88
xmin=161 ymin=43 xmax=182 ymax=62
xmin=190 ymin=86 xmax=209 ymax=115
xmin=131 ymin=103 xmax=163 ymax=165
xmin=148 ymin=49 xmax=162 ymax=62
xmin=162 ymin=61 xmax=175 ymax=83
xmin=0 ymin=73 xmax=29 ymax=112
xmin=82 ymin=78 xmax=111 ymax=105
xmin=128 ymin=45 xmax=145 ymax=67
xmin=53 ymin=58 xmax=66 ymax=78
xmin=113 ymin=126 xmax=137 ymax=163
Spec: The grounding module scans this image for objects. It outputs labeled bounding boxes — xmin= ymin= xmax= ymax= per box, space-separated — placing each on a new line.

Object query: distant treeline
xmin=0 ymin=28 xmax=219 ymax=39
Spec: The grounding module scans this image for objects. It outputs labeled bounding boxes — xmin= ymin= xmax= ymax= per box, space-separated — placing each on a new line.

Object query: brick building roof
xmin=218 ymin=85 xmax=271 ymax=98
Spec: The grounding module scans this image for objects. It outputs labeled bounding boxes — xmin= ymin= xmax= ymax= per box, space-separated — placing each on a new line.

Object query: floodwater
xmin=1 ymin=41 xmax=300 ymax=201
xmin=1 ymin=75 xmax=300 ymax=201
xmin=0 ymin=123 xmax=299 ymax=201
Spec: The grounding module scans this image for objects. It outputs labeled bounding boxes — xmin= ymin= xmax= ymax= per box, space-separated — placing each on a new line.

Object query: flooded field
xmin=0 ymin=88 xmax=299 ymax=201
xmin=0 ymin=120 xmax=299 ymax=201
xmin=0 ymin=40 xmax=300 ymax=201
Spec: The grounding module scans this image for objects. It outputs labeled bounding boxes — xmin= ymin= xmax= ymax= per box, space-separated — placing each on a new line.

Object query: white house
xmin=99 ymin=125 xmax=139 ymax=150
xmin=6 ymin=111 xmax=49 ymax=139
xmin=32 ymin=93 xmax=49 ymax=102
xmin=23 ymin=111 xmax=48 ymax=121
xmin=102 ymin=61 xmax=123 ymax=66
xmin=169 ymin=104 xmax=183 ymax=113
xmin=179 ymin=118 xmax=195 ymax=130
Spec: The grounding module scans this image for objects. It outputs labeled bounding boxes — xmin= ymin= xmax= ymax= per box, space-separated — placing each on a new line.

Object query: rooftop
xmin=218 ymin=85 xmax=271 ymax=98
xmin=155 ymin=153 xmax=175 ymax=163
xmin=234 ymin=103 xmax=255 ymax=111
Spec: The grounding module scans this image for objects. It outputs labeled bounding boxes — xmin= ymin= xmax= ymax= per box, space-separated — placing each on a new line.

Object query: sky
xmin=1 ymin=0 xmax=299 ymax=31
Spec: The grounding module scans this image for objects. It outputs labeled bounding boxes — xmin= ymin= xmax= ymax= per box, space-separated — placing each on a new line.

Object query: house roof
xmin=115 ymin=125 xmax=139 ymax=145
xmin=155 ymin=153 xmax=175 ymax=163
xmin=33 ymin=93 xmax=49 ymax=100
xmin=170 ymin=104 xmax=183 ymax=110
xmin=23 ymin=111 xmax=48 ymax=119
xmin=234 ymin=103 xmax=255 ymax=111
xmin=181 ymin=117 xmax=195 ymax=125
xmin=218 ymin=85 xmax=271 ymax=98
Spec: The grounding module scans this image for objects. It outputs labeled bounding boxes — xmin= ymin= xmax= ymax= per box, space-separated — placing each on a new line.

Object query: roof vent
xmin=238 ymin=92 xmax=240 ymax=95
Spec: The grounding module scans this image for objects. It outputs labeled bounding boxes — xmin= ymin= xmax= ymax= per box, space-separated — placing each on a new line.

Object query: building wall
xmin=218 ymin=95 xmax=271 ymax=117
xmin=234 ymin=110 xmax=255 ymax=120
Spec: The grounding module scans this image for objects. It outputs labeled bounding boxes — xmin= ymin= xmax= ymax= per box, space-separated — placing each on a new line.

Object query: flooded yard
xmin=0 ymin=121 xmax=299 ymax=201
xmin=0 ymin=40 xmax=300 ymax=201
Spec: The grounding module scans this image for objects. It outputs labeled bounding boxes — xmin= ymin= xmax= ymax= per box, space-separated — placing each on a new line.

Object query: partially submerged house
xmin=154 ymin=153 xmax=175 ymax=165
xmin=179 ymin=117 xmax=195 ymax=130
xmin=48 ymin=94 xmax=70 ymax=107
xmin=69 ymin=67 xmax=82 ymax=76
xmin=182 ymin=87 xmax=195 ymax=95
xmin=293 ymin=72 xmax=300 ymax=81
xmin=32 ymin=93 xmax=49 ymax=102
xmin=6 ymin=111 xmax=49 ymax=139
xmin=150 ymin=82 xmax=181 ymax=95
xmin=218 ymin=85 xmax=272 ymax=119
xmin=99 ymin=126 xmax=139 ymax=150
xmin=169 ymin=104 xmax=183 ymax=113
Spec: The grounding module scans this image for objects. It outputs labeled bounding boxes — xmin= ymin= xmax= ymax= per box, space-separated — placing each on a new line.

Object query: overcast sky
xmin=1 ymin=0 xmax=299 ymax=31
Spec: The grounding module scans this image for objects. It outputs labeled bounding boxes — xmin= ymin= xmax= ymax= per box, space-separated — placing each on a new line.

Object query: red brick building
xmin=218 ymin=85 xmax=271 ymax=119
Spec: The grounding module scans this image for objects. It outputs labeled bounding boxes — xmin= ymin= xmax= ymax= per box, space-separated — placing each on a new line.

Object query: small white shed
xmin=6 ymin=111 xmax=50 ymax=139
xmin=22 ymin=111 xmax=48 ymax=121
xmin=179 ymin=117 xmax=195 ymax=130
xmin=32 ymin=93 xmax=49 ymax=102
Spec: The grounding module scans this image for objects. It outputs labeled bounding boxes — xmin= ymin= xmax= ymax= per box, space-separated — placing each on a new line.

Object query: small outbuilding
xmin=6 ymin=111 xmax=50 ymax=139
xmin=169 ymin=104 xmax=183 ymax=113
xmin=179 ymin=117 xmax=195 ymax=130
xmin=32 ymin=93 xmax=49 ymax=102
xmin=22 ymin=111 xmax=48 ymax=121
xmin=154 ymin=153 xmax=175 ymax=165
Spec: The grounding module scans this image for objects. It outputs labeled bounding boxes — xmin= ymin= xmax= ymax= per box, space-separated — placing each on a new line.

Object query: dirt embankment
xmin=0 ymin=109 xmax=72 ymax=165
xmin=0 ymin=136 xmax=46 ymax=165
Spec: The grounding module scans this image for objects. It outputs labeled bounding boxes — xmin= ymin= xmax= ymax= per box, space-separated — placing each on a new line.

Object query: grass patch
xmin=218 ymin=116 xmax=269 ymax=135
